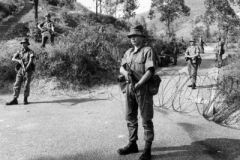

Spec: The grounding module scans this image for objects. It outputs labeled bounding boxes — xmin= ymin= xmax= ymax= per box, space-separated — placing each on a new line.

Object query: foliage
xmin=4 ymin=22 xmax=29 ymax=40
xmin=149 ymin=0 xmax=190 ymax=38
xmin=34 ymin=20 xmax=130 ymax=88
xmin=204 ymin=0 xmax=240 ymax=39
xmin=123 ymin=0 xmax=139 ymax=21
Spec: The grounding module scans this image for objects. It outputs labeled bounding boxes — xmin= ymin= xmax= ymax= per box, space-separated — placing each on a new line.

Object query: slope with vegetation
xmin=0 ymin=0 xmax=132 ymax=92
xmin=0 ymin=0 xmax=24 ymax=22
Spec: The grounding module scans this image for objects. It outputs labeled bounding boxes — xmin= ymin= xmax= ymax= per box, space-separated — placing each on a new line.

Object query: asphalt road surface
xmin=1 ymin=46 xmax=240 ymax=160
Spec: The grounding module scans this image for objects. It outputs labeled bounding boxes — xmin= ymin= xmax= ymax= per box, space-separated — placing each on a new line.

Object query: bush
xmin=34 ymin=21 xmax=129 ymax=88
xmin=4 ymin=22 xmax=29 ymax=39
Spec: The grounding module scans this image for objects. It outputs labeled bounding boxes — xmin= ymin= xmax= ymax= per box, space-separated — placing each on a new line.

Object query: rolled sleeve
xmin=121 ymin=53 xmax=127 ymax=66
xmin=144 ymin=48 xmax=155 ymax=72
xmin=29 ymin=51 xmax=35 ymax=59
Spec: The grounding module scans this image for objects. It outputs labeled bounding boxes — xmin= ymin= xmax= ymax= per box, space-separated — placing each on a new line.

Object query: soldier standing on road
xmin=199 ymin=36 xmax=207 ymax=53
xmin=38 ymin=13 xmax=55 ymax=48
xmin=6 ymin=38 xmax=35 ymax=105
xmin=171 ymin=38 xmax=178 ymax=65
xmin=118 ymin=25 xmax=156 ymax=160
xmin=216 ymin=37 xmax=225 ymax=67
xmin=185 ymin=38 xmax=200 ymax=89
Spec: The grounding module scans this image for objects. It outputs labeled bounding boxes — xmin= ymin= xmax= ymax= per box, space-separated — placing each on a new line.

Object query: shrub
xmin=34 ymin=21 xmax=129 ymax=88
xmin=4 ymin=22 xmax=29 ymax=39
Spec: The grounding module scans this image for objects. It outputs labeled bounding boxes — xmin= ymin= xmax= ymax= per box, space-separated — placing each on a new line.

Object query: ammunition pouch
xmin=148 ymin=75 xmax=161 ymax=95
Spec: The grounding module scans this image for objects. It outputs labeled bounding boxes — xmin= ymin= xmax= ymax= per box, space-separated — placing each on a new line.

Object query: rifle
xmin=19 ymin=59 xmax=26 ymax=75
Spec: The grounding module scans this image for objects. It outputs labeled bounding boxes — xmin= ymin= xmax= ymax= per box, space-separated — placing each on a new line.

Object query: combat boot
xmin=117 ymin=141 xmax=139 ymax=155
xmin=23 ymin=97 xmax=29 ymax=105
xmin=139 ymin=141 xmax=152 ymax=160
xmin=6 ymin=98 xmax=18 ymax=105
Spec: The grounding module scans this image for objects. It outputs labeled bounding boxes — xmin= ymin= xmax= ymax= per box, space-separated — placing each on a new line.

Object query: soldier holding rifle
xmin=38 ymin=13 xmax=55 ymax=48
xmin=6 ymin=38 xmax=35 ymax=105
xmin=185 ymin=38 xmax=201 ymax=89
xmin=118 ymin=25 xmax=156 ymax=160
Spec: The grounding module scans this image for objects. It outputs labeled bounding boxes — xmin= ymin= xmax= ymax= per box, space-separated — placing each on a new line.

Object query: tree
xmin=149 ymin=0 xmax=190 ymax=39
xmin=123 ymin=0 xmax=139 ymax=22
xmin=204 ymin=0 xmax=240 ymax=47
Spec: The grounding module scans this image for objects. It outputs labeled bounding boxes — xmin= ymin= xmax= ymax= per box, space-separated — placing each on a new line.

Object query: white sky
xmin=77 ymin=0 xmax=151 ymax=14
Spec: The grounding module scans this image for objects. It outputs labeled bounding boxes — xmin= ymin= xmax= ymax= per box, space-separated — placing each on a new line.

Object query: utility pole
xmin=34 ymin=0 xmax=38 ymax=26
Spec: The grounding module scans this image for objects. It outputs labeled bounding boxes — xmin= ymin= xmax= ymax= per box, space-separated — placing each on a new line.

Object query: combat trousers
xmin=13 ymin=70 xmax=33 ymax=99
xmin=187 ymin=60 xmax=198 ymax=84
xmin=41 ymin=32 xmax=54 ymax=47
xmin=125 ymin=84 xmax=154 ymax=142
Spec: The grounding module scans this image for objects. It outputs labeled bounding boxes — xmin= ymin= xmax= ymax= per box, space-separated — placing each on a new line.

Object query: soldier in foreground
xmin=118 ymin=25 xmax=156 ymax=160
xmin=38 ymin=13 xmax=55 ymax=48
xmin=6 ymin=38 xmax=35 ymax=105
xmin=185 ymin=38 xmax=200 ymax=89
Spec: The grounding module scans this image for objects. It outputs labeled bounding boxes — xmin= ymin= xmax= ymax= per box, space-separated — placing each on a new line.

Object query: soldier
xmin=199 ymin=36 xmax=207 ymax=53
xmin=38 ymin=13 xmax=55 ymax=48
xmin=6 ymin=38 xmax=35 ymax=105
xmin=118 ymin=25 xmax=156 ymax=160
xmin=185 ymin=38 xmax=200 ymax=89
xmin=171 ymin=38 xmax=178 ymax=65
xmin=216 ymin=37 xmax=225 ymax=67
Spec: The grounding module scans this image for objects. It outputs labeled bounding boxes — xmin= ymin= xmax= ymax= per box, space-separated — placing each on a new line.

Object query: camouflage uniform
xmin=185 ymin=46 xmax=200 ymax=85
xmin=121 ymin=46 xmax=155 ymax=142
xmin=13 ymin=48 xmax=34 ymax=99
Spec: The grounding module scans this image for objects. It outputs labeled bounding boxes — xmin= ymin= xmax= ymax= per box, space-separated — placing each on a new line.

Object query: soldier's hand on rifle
xmin=123 ymin=71 xmax=130 ymax=82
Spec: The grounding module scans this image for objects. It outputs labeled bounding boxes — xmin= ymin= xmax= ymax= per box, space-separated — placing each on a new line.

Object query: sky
xmin=76 ymin=0 xmax=151 ymax=15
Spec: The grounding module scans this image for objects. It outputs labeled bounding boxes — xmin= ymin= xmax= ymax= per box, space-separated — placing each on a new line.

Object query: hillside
xmin=131 ymin=0 xmax=240 ymax=39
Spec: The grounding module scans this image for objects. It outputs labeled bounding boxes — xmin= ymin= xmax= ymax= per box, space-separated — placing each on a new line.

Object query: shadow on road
xmin=30 ymin=98 xmax=106 ymax=106
xmin=152 ymin=138 xmax=240 ymax=160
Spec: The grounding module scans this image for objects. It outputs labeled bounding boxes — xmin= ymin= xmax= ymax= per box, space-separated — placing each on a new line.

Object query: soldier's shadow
xmin=152 ymin=138 xmax=240 ymax=160
xmin=30 ymin=98 xmax=106 ymax=106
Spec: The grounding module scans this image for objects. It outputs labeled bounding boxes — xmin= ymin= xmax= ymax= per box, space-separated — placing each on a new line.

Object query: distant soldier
xmin=180 ymin=36 xmax=185 ymax=45
xmin=185 ymin=38 xmax=201 ymax=89
xmin=6 ymin=38 xmax=35 ymax=105
xmin=171 ymin=38 xmax=178 ymax=65
xmin=199 ymin=36 xmax=207 ymax=53
xmin=118 ymin=25 xmax=156 ymax=160
xmin=216 ymin=37 xmax=225 ymax=67
xmin=38 ymin=13 xmax=55 ymax=48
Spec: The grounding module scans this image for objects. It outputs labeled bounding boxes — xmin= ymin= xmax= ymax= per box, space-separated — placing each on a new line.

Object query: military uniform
xmin=199 ymin=38 xmax=206 ymax=53
xmin=13 ymin=48 xmax=34 ymax=99
xmin=118 ymin=25 xmax=155 ymax=160
xmin=216 ymin=40 xmax=225 ymax=67
xmin=6 ymin=38 xmax=34 ymax=105
xmin=38 ymin=14 xmax=55 ymax=47
xmin=171 ymin=39 xmax=178 ymax=65
xmin=185 ymin=42 xmax=200 ymax=88
xmin=121 ymin=46 xmax=155 ymax=142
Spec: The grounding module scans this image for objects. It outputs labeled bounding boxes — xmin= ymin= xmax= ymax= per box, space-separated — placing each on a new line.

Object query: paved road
xmin=1 ymin=47 xmax=240 ymax=160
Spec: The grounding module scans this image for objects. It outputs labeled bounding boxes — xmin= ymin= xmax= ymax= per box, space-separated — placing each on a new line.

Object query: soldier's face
xmin=21 ymin=43 xmax=28 ymax=48
xmin=130 ymin=36 xmax=143 ymax=46
xmin=190 ymin=41 xmax=194 ymax=46
xmin=46 ymin=17 xmax=50 ymax=21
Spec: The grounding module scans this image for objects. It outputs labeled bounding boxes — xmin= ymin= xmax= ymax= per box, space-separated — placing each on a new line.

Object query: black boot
xmin=24 ymin=97 xmax=29 ymax=105
xmin=6 ymin=98 xmax=18 ymax=105
xmin=187 ymin=84 xmax=193 ymax=87
xmin=139 ymin=141 xmax=152 ymax=160
xmin=117 ymin=141 xmax=139 ymax=155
